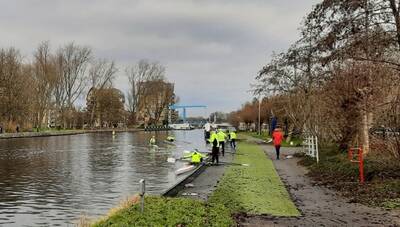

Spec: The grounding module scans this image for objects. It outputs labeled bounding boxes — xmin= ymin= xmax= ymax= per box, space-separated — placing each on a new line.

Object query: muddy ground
xmin=239 ymin=144 xmax=400 ymax=227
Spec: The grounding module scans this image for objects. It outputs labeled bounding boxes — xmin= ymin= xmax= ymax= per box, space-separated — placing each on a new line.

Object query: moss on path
xmin=209 ymin=142 xmax=300 ymax=216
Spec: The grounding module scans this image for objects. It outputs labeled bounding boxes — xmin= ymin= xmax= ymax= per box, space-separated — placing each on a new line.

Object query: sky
xmin=0 ymin=0 xmax=318 ymax=117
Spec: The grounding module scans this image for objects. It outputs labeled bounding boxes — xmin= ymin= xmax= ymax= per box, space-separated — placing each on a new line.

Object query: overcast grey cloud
xmin=0 ymin=0 xmax=318 ymax=116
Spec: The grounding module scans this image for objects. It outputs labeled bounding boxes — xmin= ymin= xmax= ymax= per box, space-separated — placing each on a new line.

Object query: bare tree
xmin=140 ymin=80 xmax=175 ymax=124
xmin=60 ymin=43 xmax=92 ymax=108
xmin=32 ymin=41 xmax=58 ymax=128
xmin=125 ymin=59 xmax=165 ymax=124
xmin=53 ymin=43 xmax=92 ymax=128
xmin=87 ymin=59 xmax=118 ymax=126
xmin=0 ymin=48 xmax=33 ymax=131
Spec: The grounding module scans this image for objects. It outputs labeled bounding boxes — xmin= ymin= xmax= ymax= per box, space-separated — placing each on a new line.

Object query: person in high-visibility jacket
xmin=209 ymin=131 xmax=220 ymax=164
xmin=166 ymin=136 xmax=175 ymax=142
xmin=230 ymin=131 xmax=237 ymax=150
xmin=149 ymin=136 xmax=156 ymax=145
xmin=184 ymin=150 xmax=206 ymax=164
xmin=208 ymin=131 xmax=219 ymax=146
xmin=217 ymin=129 xmax=227 ymax=156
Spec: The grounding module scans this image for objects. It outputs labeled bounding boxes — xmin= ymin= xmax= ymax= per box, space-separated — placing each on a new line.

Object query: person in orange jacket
xmin=272 ymin=127 xmax=284 ymax=160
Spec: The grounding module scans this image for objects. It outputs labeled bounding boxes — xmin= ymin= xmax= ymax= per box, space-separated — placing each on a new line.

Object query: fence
xmin=303 ymin=135 xmax=319 ymax=163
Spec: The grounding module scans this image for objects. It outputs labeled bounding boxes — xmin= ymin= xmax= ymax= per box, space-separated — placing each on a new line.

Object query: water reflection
xmin=0 ymin=130 xmax=207 ymax=226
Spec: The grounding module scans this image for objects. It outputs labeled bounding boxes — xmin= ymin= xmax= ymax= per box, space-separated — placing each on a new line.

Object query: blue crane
xmin=169 ymin=104 xmax=207 ymax=123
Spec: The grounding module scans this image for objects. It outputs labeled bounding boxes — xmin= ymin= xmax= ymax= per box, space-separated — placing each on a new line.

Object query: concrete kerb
xmin=161 ymin=160 xmax=210 ymax=197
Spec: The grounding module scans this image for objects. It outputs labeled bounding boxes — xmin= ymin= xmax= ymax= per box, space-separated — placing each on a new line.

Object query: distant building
xmin=136 ymin=80 xmax=176 ymax=126
xmin=86 ymin=87 xmax=126 ymax=128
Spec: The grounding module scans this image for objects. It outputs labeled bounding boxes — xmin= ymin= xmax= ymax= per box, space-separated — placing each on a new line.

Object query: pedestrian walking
xmin=230 ymin=131 xmax=237 ymax=150
xmin=204 ymin=122 xmax=211 ymax=143
xmin=272 ymin=127 xmax=283 ymax=160
xmin=217 ymin=129 xmax=227 ymax=156
xmin=209 ymin=131 xmax=220 ymax=164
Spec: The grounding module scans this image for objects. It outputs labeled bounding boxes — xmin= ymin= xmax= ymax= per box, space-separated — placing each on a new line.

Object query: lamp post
xmin=258 ymin=97 xmax=261 ymax=135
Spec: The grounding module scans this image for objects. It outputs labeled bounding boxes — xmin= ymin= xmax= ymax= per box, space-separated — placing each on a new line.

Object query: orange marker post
xmin=348 ymin=148 xmax=365 ymax=184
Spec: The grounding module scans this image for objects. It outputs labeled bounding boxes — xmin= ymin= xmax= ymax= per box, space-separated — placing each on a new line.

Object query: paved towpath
xmin=177 ymin=145 xmax=234 ymax=201
xmin=240 ymin=142 xmax=400 ymax=226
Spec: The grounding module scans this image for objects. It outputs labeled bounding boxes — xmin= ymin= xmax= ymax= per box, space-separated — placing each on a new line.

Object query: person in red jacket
xmin=272 ymin=128 xmax=284 ymax=160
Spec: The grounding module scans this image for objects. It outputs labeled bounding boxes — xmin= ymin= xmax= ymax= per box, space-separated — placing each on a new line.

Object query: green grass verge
xmin=209 ymin=142 xmax=300 ymax=216
xmin=92 ymin=196 xmax=234 ymax=227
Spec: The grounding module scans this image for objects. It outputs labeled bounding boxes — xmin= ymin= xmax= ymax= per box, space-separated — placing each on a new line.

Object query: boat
xmin=175 ymin=165 xmax=196 ymax=175
xmin=164 ymin=140 xmax=175 ymax=145
xmin=169 ymin=123 xmax=192 ymax=130
xmin=149 ymin=144 xmax=159 ymax=149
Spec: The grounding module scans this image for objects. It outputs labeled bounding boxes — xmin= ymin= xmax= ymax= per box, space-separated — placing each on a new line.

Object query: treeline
xmin=233 ymin=0 xmax=400 ymax=158
xmin=0 ymin=41 xmax=175 ymax=132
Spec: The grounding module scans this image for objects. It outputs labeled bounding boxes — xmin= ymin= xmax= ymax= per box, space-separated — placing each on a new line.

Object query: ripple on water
xmin=0 ymin=130 xmax=208 ymax=225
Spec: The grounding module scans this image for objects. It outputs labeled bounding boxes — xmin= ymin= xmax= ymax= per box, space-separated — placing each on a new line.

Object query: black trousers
xmin=220 ymin=141 xmax=225 ymax=156
xmin=212 ymin=146 xmax=219 ymax=164
xmin=205 ymin=131 xmax=210 ymax=141
xmin=275 ymin=145 xmax=281 ymax=160
xmin=230 ymin=139 xmax=236 ymax=149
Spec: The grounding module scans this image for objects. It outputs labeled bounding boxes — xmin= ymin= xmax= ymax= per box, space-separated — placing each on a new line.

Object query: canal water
xmin=0 ymin=129 xmax=207 ymax=226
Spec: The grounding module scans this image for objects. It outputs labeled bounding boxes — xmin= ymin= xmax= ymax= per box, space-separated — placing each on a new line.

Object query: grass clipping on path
xmin=209 ymin=142 xmax=300 ymax=216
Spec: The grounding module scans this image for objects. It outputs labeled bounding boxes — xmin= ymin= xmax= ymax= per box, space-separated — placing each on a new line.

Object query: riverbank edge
xmin=88 ymin=136 xmax=300 ymax=227
xmin=0 ymin=128 xmax=144 ymax=139
xmin=89 ymin=151 xmax=234 ymax=226
xmin=161 ymin=161 xmax=209 ymax=197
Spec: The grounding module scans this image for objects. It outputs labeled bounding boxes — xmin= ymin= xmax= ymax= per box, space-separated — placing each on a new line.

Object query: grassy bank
xmin=92 ymin=196 xmax=233 ymax=227
xmin=209 ymin=141 xmax=300 ymax=216
xmin=298 ymin=148 xmax=400 ymax=209
xmin=90 ymin=139 xmax=298 ymax=226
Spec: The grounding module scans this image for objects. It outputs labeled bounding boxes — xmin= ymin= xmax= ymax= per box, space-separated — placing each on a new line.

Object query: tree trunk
xmin=361 ymin=109 xmax=370 ymax=155
xmin=285 ymin=124 xmax=295 ymax=143
xmin=90 ymin=102 xmax=97 ymax=128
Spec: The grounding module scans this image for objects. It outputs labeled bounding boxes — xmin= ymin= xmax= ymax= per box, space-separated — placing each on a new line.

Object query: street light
xmin=258 ymin=96 xmax=261 ymax=135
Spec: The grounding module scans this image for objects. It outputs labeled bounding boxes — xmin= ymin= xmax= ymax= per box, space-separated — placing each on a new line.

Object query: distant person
xmin=184 ymin=150 xmax=206 ymax=165
xmin=230 ymin=131 xmax=237 ymax=150
xmin=149 ymin=136 xmax=156 ymax=145
xmin=217 ymin=129 xmax=227 ymax=156
xmin=204 ymin=122 xmax=211 ymax=142
xmin=166 ymin=135 xmax=175 ymax=142
xmin=272 ymin=128 xmax=284 ymax=160
xmin=0 ymin=125 xmax=2 ymax=134
xmin=209 ymin=131 xmax=220 ymax=164
xmin=16 ymin=125 xmax=20 ymax=133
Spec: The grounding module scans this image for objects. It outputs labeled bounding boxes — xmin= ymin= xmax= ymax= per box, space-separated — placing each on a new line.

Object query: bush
xmin=299 ymin=147 xmax=400 ymax=208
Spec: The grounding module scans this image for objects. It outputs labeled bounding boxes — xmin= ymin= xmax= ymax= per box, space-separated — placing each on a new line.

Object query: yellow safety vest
xmin=149 ymin=138 xmax=156 ymax=144
xmin=191 ymin=152 xmax=203 ymax=163
xmin=230 ymin=132 xmax=237 ymax=139
xmin=209 ymin=133 xmax=219 ymax=146
xmin=217 ymin=131 xmax=226 ymax=142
